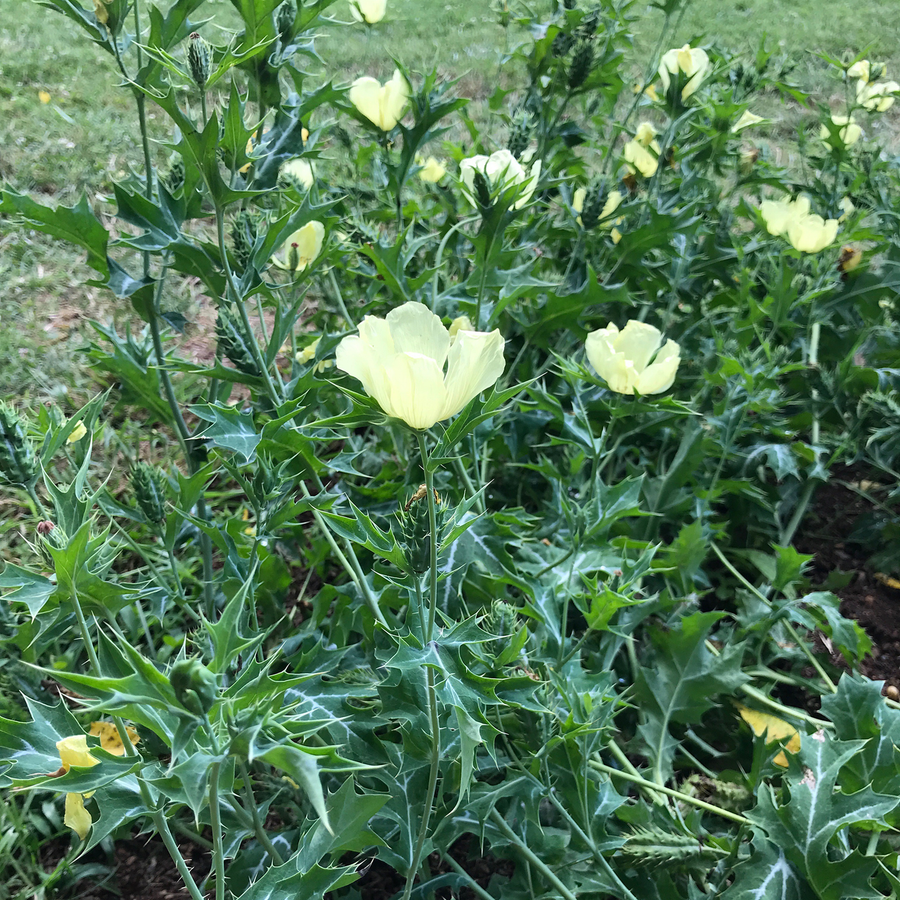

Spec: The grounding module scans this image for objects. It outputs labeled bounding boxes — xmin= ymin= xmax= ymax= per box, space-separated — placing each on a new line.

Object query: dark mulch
xmin=794 ymin=469 xmax=900 ymax=693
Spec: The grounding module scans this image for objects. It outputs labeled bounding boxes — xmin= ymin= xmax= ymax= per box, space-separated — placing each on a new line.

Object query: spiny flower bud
xmin=187 ymin=33 xmax=213 ymax=91
xmin=568 ymin=39 xmax=594 ymax=89
xmin=471 ymin=170 xmax=492 ymax=210
xmin=36 ymin=520 xmax=68 ymax=569
xmin=507 ymin=115 xmax=532 ymax=159
xmin=551 ymin=30 xmax=574 ymax=57
xmin=161 ymin=159 xmax=185 ymax=194
xmin=131 ymin=462 xmax=168 ymax=525
xmin=276 ymin=0 xmax=296 ymax=42
xmin=579 ymin=177 xmax=606 ymax=230
xmin=216 ymin=307 xmax=260 ymax=376
xmin=0 ymin=404 xmax=37 ymax=487
xmin=170 ymin=657 xmax=218 ymax=717
xmin=398 ymin=484 xmax=442 ymax=575
xmin=231 ymin=210 xmax=263 ymax=270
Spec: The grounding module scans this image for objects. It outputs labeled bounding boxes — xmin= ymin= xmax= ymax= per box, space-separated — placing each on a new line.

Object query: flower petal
xmin=349 ymin=76 xmax=384 ymax=128
xmin=383 ymin=352 xmax=448 ymax=429
xmin=636 ymin=339 xmax=680 ymax=394
xmin=440 ymin=329 xmax=506 ymax=419
xmin=65 ymin=792 xmax=93 ymax=841
xmin=385 ymin=301 xmax=451 ymax=367
xmin=612 ymin=320 xmax=662 ymax=373
xmin=335 ymin=333 xmax=394 ymax=414
xmin=57 ymin=736 xmax=98 ymax=772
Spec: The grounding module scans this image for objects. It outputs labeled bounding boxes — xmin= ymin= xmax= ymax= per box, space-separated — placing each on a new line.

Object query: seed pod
xmin=0 ymin=404 xmax=37 ymax=487
xmin=36 ymin=520 xmax=68 ymax=569
xmin=471 ymin=170 xmax=492 ymax=209
xmin=551 ymin=30 xmax=574 ymax=57
xmin=579 ymin=177 xmax=606 ymax=230
xmin=132 ymin=462 xmax=168 ymax=525
xmin=216 ymin=307 xmax=261 ymax=376
xmin=161 ymin=159 xmax=185 ymax=194
xmin=170 ymin=658 xmax=218 ymax=716
xmin=187 ymin=33 xmax=213 ymax=91
xmin=568 ymin=39 xmax=594 ymax=89
xmin=507 ymin=115 xmax=532 ymax=159
xmin=231 ymin=210 xmax=263 ymax=270
xmin=276 ymin=0 xmax=296 ymax=42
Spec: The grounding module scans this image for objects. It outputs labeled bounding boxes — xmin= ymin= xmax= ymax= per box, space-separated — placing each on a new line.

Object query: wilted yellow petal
xmin=67 ymin=421 xmax=87 ymax=443
xmin=738 ymin=705 xmax=801 ymax=767
xmin=65 ymin=792 xmax=93 ymax=840
xmin=89 ymin=721 xmax=139 ymax=756
xmin=57 ymin=735 xmax=99 ymax=772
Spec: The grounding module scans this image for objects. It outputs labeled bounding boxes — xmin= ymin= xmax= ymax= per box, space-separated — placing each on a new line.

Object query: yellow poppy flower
xmin=585 ymin=321 xmax=680 ymax=395
xmin=349 ymin=69 xmax=409 ymax=131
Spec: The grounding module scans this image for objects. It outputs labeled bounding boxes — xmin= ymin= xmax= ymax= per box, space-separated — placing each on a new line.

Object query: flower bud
xmin=568 ymin=39 xmax=594 ymax=89
xmin=187 ymin=33 xmax=213 ymax=91
xmin=551 ymin=30 xmax=574 ymax=57
xmin=216 ymin=307 xmax=261 ymax=376
xmin=131 ymin=462 xmax=168 ymax=525
xmin=231 ymin=210 xmax=263 ymax=271
xmin=471 ymin=170 xmax=493 ymax=209
xmin=161 ymin=159 xmax=185 ymax=194
xmin=399 ymin=485 xmax=442 ymax=575
xmin=507 ymin=115 xmax=532 ymax=159
xmin=37 ymin=520 xmax=68 ymax=569
xmin=0 ymin=404 xmax=37 ymax=487
xmin=170 ymin=658 xmax=218 ymax=716
xmin=276 ymin=0 xmax=296 ymax=41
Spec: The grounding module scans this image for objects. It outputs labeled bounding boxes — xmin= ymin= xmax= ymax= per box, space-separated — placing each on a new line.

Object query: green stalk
xmin=327 ymin=268 xmax=355 ymax=326
xmin=209 ymin=762 xmax=226 ymax=900
xmin=416 ymin=432 xmax=440 ymax=641
xmin=431 ymin=216 xmax=480 ymax=311
xmin=588 ymin=760 xmax=751 ymax=826
xmin=605 ymin=740 xmax=666 ymax=806
xmin=555 ymin=543 xmax=579 ymax=668
xmin=709 ymin=543 xmax=836 ymax=692
xmin=239 ymin=761 xmax=285 ymax=864
xmin=439 ymin=852 xmax=498 ymax=900
xmin=487 ymin=809 xmax=579 ymax=900
xmin=399 ymin=667 xmax=441 ymax=900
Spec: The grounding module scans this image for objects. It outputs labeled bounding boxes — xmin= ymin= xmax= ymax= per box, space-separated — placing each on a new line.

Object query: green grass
xmin=2 ymin=0 xmax=900 ymax=405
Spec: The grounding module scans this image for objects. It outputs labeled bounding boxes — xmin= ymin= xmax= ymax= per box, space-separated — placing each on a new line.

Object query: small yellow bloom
xmin=634 ymin=121 xmax=657 ymax=146
xmin=335 ymin=301 xmax=505 ymax=430
xmin=658 ymin=43 xmax=709 ymax=101
xmin=733 ymin=110 xmax=764 ymax=132
xmin=67 ymin=421 xmax=87 ymax=443
xmin=586 ymin=321 xmax=680 ymax=395
xmin=848 ymin=59 xmax=870 ymax=83
xmin=857 ymin=80 xmax=899 ymax=112
xmin=820 ymin=114 xmax=861 ymax=147
xmin=271 ymin=221 xmax=325 ymax=272
xmin=622 ymin=139 xmax=658 ymax=177
xmin=417 ymin=155 xmax=446 ymax=183
xmin=38 ymin=90 xmax=51 ymax=104
xmin=459 ymin=149 xmax=541 ymax=210
xmin=349 ymin=69 xmax=409 ymax=131
xmin=281 ymin=157 xmax=315 ymax=190
xmin=56 ymin=735 xmax=99 ymax=841
xmin=448 ymin=315 xmax=474 ymax=338
xmin=296 ymin=336 xmax=322 ymax=364
xmin=349 ymin=0 xmax=385 ymax=23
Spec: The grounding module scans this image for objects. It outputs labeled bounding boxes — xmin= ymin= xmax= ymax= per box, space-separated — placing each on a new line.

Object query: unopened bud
xmin=471 ymin=170 xmax=492 ymax=210
xmin=37 ymin=520 xmax=68 ymax=569
xmin=170 ymin=658 xmax=218 ymax=716
xmin=216 ymin=307 xmax=260 ymax=376
xmin=231 ymin=210 xmax=263 ymax=270
xmin=132 ymin=462 xmax=168 ymax=525
xmin=0 ymin=404 xmax=37 ymax=487
xmin=568 ymin=39 xmax=594 ymax=89
xmin=276 ymin=0 xmax=296 ymax=41
xmin=187 ymin=33 xmax=213 ymax=90
xmin=162 ymin=159 xmax=185 ymax=194
xmin=507 ymin=115 xmax=532 ymax=159
xmin=551 ymin=30 xmax=574 ymax=57
xmin=287 ymin=242 xmax=301 ymax=272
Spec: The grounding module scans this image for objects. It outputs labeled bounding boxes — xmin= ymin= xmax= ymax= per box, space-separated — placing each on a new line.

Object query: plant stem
xmin=487 ymin=809 xmax=579 ymax=900
xmin=439 ymin=852 xmax=498 ymax=900
xmin=555 ymin=546 xmax=578 ymax=668
xmin=605 ymin=740 xmax=666 ymax=806
xmin=709 ymin=542 xmax=836 ymax=692
xmin=26 ymin=482 xmax=49 ymax=519
xmin=327 ymin=268 xmax=355 ymax=326
xmin=416 ymin=432 xmax=440 ymax=641
xmin=451 ymin=455 xmax=484 ymax=514
xmin=588 ymin=760 xmax=751 ymax=826
xmin=209 ymin=762 xmax=226 ymax=900
xmin=239 ymin=761 xmax=285 ymax=864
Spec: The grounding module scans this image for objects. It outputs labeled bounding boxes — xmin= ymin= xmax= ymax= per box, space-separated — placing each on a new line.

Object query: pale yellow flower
xmin=271 ymin=222 xmax=325 ymax=272
xmin=585 ymin=321 xmax=680 ymax=395
xmin=349 ymin=0 xmax=385 ymax=23
xmin=67 ymin=421 xmax=87 ymax=443
xmin=658 ymin=44 xmax=709 ymax=100
xmin=820 ymin=114 xmax=861 ymax=147
xmin=349 ymin=69 xmax=409 ymax=131
xmin=733 ymin=110 xmax=764 ymax=131
xmin=459 ymin=149 xmax=541 ymax=209
xmin=281 ymin=157 xmax=315 ymax=190
xmin=759 ymin=195 xmax=838 ymax=253
xmin=417 ymin=156 xmax=446 ymax=183
xmin=56 ymin=736 xmax=99 ymax=841
xmin=335 ymin=301 xmax=505 ymax=430
xmin=848 ymin=59 xmax=870 ymax=83
xmin=296 ymin=337 xmax=322 ymax=364
xmin=857 ymin=80 xmax=899 ymax=112
xmin=634 ymin=121 xmax=657 ymax=145
xmin=759 ymin=195 xmax=810 ymax=236
xmin=838 ymin=196 xmax=855 ymax=221
xmin=623 ymin=139 xmax=658 ymax=177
